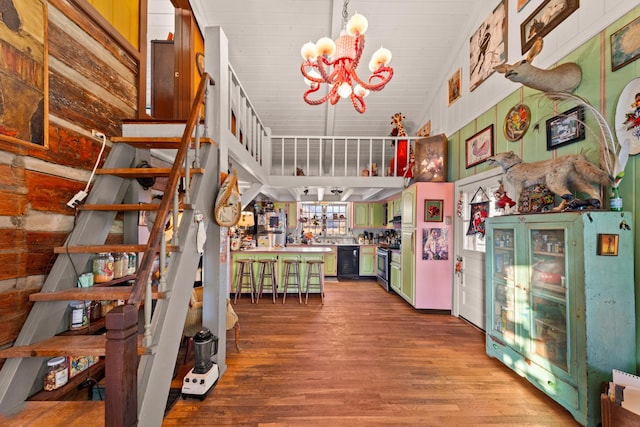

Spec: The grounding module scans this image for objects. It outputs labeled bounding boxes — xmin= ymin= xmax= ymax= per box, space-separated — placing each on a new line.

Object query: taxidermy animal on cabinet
xmin=487 ymin=151 xmax=611 ymax=210
xmin=493 ymin=38 xmax=581 ymax=93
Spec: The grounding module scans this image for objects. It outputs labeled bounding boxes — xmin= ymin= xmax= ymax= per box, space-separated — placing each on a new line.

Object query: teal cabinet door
xmin=485 ymin=212 xmax=636 ymax=427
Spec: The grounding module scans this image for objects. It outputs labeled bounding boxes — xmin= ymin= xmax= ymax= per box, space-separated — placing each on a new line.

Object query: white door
xmin=453 ymin=168 xmax=515 ymax=330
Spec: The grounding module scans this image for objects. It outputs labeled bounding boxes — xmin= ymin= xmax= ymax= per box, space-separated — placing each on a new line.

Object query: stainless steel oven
xmin=376 ymin=247 xmax=390 ymax=291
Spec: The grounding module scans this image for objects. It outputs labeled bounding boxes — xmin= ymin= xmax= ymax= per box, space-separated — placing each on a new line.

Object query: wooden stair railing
xmin=0 ymin=73 xmax=215 ymax=426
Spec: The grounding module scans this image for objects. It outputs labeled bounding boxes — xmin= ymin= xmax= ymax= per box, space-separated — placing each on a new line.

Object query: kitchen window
xmin=299 ymin=203 xmax=349 ymax=237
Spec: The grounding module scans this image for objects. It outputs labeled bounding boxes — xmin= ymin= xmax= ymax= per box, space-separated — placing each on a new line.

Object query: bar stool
xmin=233 ymin=259 xmax=255 ymax=304
xmin=256 ymin=258 xmax=278 ymax=304
xmin=305 ymin=259 xmax=325 ymax=304
xmin=282 ymin=259 xmax=302 ymax=304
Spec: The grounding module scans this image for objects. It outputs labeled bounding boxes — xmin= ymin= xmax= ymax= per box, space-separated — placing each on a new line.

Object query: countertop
xmin=233 ymin=247 xmax=333 ymax=254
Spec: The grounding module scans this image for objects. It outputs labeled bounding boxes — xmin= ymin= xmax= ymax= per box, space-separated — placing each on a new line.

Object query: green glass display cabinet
xmin=485 ymin=211 xmax=636 ymax=427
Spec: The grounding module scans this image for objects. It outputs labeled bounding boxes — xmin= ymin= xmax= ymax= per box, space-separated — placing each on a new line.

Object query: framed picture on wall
xmin=611 ymin=15 xmax=640 ymax=71
xmin=546 ymin=105 xmax=585 ymax=150
xmin=0 ymin=0 xmax=48 ymax=147
xmin=469 ymin=0 xmax=507 ymax=92
xmin=520 ymin=0 xmax=579 ymax=54
xmin=448 ymin=68 xmax=462 ymax=105
xmin=424 ymin=200 xmax=443 ymax=222
xmin=465 ymin=125 xmax=494 ymax=168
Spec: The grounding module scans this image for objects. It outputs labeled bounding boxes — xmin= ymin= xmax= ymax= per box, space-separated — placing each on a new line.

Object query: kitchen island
xmin=231 ymin=246 xmax=334 ymax=295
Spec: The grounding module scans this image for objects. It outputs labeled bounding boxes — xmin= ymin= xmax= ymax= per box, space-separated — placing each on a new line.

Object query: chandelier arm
xmin=350 ymin=67 xmax=394 ymax=91
xmin=350 ymin=93 xmax=366 ymax=113
xmin=304 ymin=83 xmax=338 ymax=106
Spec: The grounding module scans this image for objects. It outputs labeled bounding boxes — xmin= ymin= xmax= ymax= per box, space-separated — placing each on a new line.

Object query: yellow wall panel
xmin=88 ymin=0 xmax=139 ymax=50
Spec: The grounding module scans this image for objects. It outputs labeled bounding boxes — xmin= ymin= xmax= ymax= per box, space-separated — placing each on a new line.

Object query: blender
xmin=181 ymin=327 xmax=219 ymax=400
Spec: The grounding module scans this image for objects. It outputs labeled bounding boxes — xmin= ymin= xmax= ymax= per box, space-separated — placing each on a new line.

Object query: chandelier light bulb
xmin=369 ymin=46 xmax=392 ymax=71
xmin=316 ymin=37 xmax=336 ymax=58
xmin=301 ymin=41 xmax=318 ymax=61
xmin=304 ymin=69 xmax=321 ymax=87
xmin=337 ymin=82 xmax=352 ymax=98
xmin=346 ymin=13 xmax=368 ymax=36
xmin=354 ymin=84 xmax=370 ymax=97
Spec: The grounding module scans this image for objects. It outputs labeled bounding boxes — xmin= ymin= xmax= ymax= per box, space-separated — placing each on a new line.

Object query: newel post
xmin=105 ymin=304 xmax=139 ymax=426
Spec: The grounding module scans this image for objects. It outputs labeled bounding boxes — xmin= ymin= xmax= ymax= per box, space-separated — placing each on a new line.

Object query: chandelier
xmin=300 ymin=0 xmax=393 ymax=113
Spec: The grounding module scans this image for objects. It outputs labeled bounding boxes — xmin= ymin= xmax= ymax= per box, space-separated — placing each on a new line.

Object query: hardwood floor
xmin=164 ymin=280 xmax=579 ymax=426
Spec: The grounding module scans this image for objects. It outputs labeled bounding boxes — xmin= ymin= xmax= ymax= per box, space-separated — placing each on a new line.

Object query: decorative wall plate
xmin=615 ymin=77 xmax=640 ymax=155
xmin=504 ymin=103 xmax=531 ymax=142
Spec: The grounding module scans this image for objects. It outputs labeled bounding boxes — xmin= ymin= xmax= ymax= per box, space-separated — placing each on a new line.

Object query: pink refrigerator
xmin=400 ymin=182 xmax=454 ymax=310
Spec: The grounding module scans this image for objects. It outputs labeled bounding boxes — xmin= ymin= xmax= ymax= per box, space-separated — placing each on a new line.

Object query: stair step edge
xmin=0 ymin=335 xmax=150 ymax=358
xmin=53 ymin=244 xmax=179 ymax=254
xmin=29 ymin=286 xmax=167 ymax=302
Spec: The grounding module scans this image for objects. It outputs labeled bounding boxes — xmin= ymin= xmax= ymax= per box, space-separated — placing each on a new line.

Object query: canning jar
xmin=44 ymin=356 xmax=68 ymax=391
xmin=112 ymin=252 xmax=127 ymax=279
xmin=93 ymin=253 xmax=114 ymax=283
xmin=69 ymin=301 xmax=89 ymax=330
xmin=127 ymin=252 xmax=137 ymax=275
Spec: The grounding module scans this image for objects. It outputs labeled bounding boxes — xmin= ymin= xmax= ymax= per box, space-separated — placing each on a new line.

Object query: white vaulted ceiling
xmin=189 ymin=0 xmax=480 ymax=138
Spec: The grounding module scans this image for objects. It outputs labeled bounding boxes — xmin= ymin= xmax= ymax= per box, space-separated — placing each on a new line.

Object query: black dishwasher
xmin=337 ymin=245 xmax=360 ymax=279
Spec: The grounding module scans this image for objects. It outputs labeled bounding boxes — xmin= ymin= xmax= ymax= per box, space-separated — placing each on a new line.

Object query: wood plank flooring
xmin=165 ymin=280 xmax=579 ymax=426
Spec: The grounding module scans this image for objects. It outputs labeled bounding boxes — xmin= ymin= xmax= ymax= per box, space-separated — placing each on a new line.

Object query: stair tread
xmin=0 ymin=400 xmax=104 ymax=424
xmin=79 ymin=202 xmax=193 ymax=212
xmin=95 ymin=167 xmax=204 ymax=178
xmin=0 ymin=335 xmax=149 ymax=358
xmin=53 ymin=244 xmax=178 ymax=254
xmin=111 ymin=136 xmax=214 ymax=149
xmin=78 ymin=203 xmax=161 ymax=212
xmin=29 ymin=286 xmax=166 ymax=302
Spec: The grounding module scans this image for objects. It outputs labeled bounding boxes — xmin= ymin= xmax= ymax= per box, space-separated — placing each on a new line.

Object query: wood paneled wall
xmin=0 ymin=0 xmax=140 ymax=347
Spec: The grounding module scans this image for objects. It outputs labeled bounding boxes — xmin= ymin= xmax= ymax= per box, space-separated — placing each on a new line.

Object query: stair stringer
xmin=0 ymin=142 xmax=136 ymax=414
xmin=136 ymin=138 xmax=223 ymax=426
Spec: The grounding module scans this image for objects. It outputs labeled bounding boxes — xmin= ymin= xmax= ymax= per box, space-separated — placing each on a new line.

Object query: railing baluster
xmin=172 ymin=188 xmax=180 ymax=247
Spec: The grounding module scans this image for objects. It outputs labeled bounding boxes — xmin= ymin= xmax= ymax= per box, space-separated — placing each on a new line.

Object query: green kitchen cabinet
xmin=400 ymin=229 xmax=414 ymax=304
xmin=273 ymin=202 xmax=297 ymax=229
xmin=323 ymin=246 xmax=337 ymax=276
xmin=390 ymin=250 xmax=401 ymax=293
xmin=353 ymin=202 xmax=384 ymax=228
xmin=359 ymin=245 xmax=376 ymax=276
xmin=353 ymin=203 xmax=369 ymax=227
xmin=485 ymin=212 xmax=636 ymax=427
xmin=401 ymin=185 xmax=416 ymax=228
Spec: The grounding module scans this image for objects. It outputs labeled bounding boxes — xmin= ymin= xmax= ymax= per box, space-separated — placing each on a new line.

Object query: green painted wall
xmin=446 ymin=6 xmax=640 ymax=364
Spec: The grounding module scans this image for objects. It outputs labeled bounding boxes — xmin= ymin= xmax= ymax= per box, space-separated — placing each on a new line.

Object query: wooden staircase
xmin=0 ymin=75 xmax=220 ymax=426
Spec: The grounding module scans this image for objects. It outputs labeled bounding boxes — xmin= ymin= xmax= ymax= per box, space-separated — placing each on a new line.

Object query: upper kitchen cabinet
xmin=353 ymin=203 xmax=384 ymax=228
xmin=273 ymin=202 xmax=297 ymax=229
xmin=401 ymin=186 xmax=416 ymax=228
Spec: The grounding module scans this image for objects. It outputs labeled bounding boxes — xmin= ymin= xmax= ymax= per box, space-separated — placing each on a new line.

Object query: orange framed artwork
xmin=447 ymin=68 xmax=461 ymax=106
xmin=0 ymin=0 xmax=48 ymax=148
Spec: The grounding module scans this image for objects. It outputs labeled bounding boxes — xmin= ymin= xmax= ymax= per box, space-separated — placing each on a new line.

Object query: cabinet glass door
xmin=489 ymin=227 xmax=516 ymax=344
xmin=528 ymin=228 xmax=568 ymax=373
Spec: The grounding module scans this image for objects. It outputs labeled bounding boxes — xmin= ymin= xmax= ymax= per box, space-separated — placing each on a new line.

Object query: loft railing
xmin=226 ymin=63 xmax=415 ymax=179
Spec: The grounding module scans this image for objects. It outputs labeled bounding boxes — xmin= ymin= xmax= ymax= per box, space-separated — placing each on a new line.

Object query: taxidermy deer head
xmin=493 ymin=38 xmax=581 ymax=93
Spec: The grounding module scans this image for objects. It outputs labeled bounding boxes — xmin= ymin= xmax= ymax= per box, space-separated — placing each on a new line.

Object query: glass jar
xmin=127 ymin=252 xmax=137 ymax=275
xmin=112 ymin=252 xmax=127 ymax=279
xmin=93 ymin=253 xmax=114 ymax=283
xmin=44 ymin=356 xmax=68 ymax=391
xmin=69 ymin=301 xmax=89 ymax=330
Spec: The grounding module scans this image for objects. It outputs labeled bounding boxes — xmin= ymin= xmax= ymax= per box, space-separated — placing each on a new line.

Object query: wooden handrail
xmin=128 ymin=72 xmax=214 ymax=306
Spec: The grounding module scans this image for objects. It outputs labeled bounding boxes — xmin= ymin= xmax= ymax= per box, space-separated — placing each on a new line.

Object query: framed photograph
xmin=465 ymin=125 xmax=494 ymax=168
xmin=469 ymin=0 xmax=507 ymax=92
xmin=614 ymin=78 xmax=640 ymax=155
xmin=424 ymin=199 xmax=444 ymax=222
xmin=0 ymin=0 xmax=48 ymax=147
xmin=597 ymin=234 xmax=619 ymax=256
xmin=520 ymin=0 xmax=579 ymax=54
xmin=448 ymin=68 xmax=461 ymax=106
xmin=546 ymin=105 xmax=585 ymax=150
xmin=611 ymin=15 xmax=640 ymax=72
xmin=504 ymin=103 xmax=531 ymax=142
xmin=423 ymin=228 xmax=449 ymax=260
